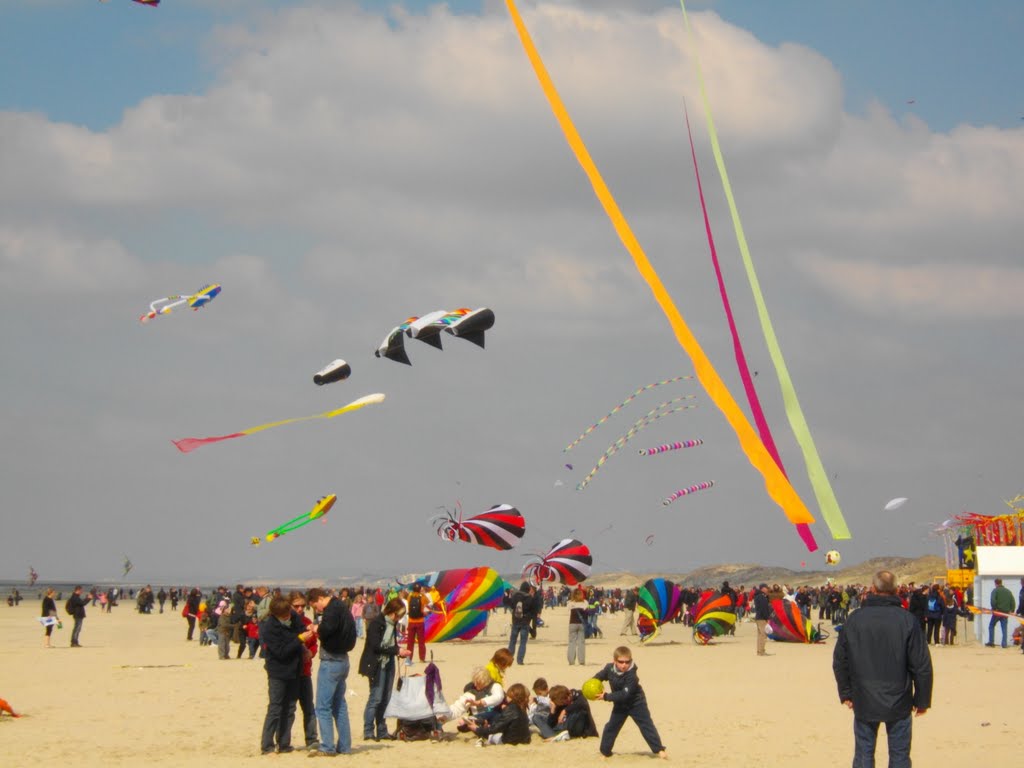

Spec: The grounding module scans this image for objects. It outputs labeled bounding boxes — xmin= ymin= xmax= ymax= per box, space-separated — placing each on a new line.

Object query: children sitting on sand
xmin=459 ymin=683 xmax=532 ymax=746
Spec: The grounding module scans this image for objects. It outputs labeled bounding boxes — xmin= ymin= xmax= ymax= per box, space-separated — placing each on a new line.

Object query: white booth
xmin=973 ymin=546 xmax=1024 ymax=643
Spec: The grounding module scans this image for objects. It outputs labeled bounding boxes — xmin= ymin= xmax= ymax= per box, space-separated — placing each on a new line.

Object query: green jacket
xmin=990 ymin=584 xmax=1015 ymax=613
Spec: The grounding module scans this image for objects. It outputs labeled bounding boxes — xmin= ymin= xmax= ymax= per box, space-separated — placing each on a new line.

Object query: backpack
xmin=407 ymin=594 xmax=423 ymax=620
xmin=65 ymin=598 xmax=76 ymax=616
xmin=927 ymin=597 xmax=940 ymax=613
xmin=513 ymin=596 xmax=525 ymax=621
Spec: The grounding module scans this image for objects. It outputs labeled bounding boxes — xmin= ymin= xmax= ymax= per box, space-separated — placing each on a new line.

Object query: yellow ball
xmin=582 ymin=678 xmax=604 ymax=701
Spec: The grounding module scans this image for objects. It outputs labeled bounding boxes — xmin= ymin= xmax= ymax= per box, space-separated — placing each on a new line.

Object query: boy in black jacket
xmin=259 ymin=596 xmax=313 ymax=755
xmin=592 ymin=646 xmax=668 ymax=758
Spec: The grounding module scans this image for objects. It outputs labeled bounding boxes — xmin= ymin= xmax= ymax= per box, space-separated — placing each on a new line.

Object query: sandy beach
xmin=1 ymin=600 xmax=1020 ymax=767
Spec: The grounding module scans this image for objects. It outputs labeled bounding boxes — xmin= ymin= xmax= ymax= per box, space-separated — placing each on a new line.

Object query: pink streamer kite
xmin=639 ymin=439 xmax=703 ymax=456
xmin=662 ymin=481 xmax=714 ymax=506
xmin=683 ymin=102 xmax=817 ymax=552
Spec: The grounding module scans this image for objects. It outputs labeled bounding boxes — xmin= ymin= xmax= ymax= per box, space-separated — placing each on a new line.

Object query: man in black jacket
xmin=506 ymin=582 xmax=535 ymax=665
xmin=752 ymin=584 xmax=771 ymax=656
xmin=833 ymin=570 xmax=932 ymax=768
xmin=66 ymin=585 xmax=90 ymax=647
xmin=259 ymin=596 xmax=312 ymax=754
xmin=308 ymin=588 xmax=357 ymax=756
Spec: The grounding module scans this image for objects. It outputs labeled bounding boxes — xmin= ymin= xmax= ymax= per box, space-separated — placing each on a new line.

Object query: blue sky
xmin=2 ymin=1 xmax=1021 ymax=132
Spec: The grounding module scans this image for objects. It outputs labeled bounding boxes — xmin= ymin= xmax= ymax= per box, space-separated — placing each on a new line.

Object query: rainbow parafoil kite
xmin=433 ymin=503 xmax=525 ymax=551
xmin=692 ymin=590 xmax=736 ymax=645
xmin=139 ymin=284 xmax=220 ymax=323
xmin=252 ymin=494 xmax=336 ymax=546
xmin=375 ymin=308 xmax=495 ymax=365
xmin=522 ymin=538 xmax=592 ymax=586
xmin=767 ymin=599 xmax=828 ymax=643
xmin=636 ymin=578 xmax=684 ymax=644
xmin=422 ymin=566 xmax=504 ymax=642
xmin=172 ymin=393 xmax=385 ymax=453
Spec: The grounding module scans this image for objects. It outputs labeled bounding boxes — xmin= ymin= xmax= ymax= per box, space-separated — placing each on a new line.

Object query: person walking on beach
xmin=620 ymin=587 xmax=638 ymax=636
xmin=506 ymin=581 xmax=535 ymax=665
xmin=404 ymin=583 xmax=431 ymax=665
xmin=833 ymin=570 xmax=932 ymax=768
xmin=566 ymin=587 xmax=588 ymax=665
xmin=41 ymin=588 xmax=59 ymax=648
xmin=308 ymin=588 xmax=358 ymax=757
xmin=985 ymin=578 xmax=1015 ymax=648
xmin=259 ymin=596 xmax=313 ymax=755
xmin=753 ymin=583 xmax=771 ymax=656
xmin=66 ymin=585 xmax=89 ymax=647
xmin=184 ymin=588 xmax=201 ymax=641
xmin=359 ymin=597 xmax=411 ymax=741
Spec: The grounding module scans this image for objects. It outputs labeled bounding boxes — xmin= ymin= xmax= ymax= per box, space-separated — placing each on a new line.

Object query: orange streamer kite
xmin=505 ymin=0 xmax=813 ymax=529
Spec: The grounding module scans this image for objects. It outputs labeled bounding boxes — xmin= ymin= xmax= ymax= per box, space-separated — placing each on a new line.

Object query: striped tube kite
xmin=172 ymin=393 xmax=385 ymax=453
xmin=637 ymin=578 xmax=684 ymax=644
xmin=691 ymin=590 xmax=736 ymax=645
xmin=522 ymin=538 xmax=592 ymax=586
xmin=576 ymin=400 xmax=698 ymax=491
xmin=663 ymin=481 xmax=714 ymax=506
xmin=504 ymin=0 xmax=814 ymax=534
xmin=433 ymin=503 xmax=526 ymax=551
xmin=767 ymin=599 xmax=828 ymax=643
xmin=564 ymin=376 xmax=694 ymax=452
xmin=639 ymin=439 xmax=703 ymax=456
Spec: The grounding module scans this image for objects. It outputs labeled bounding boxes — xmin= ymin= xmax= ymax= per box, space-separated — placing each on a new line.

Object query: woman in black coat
xmin=41 ymin=588 xmax=58 ymax=648
xmin=358 ymin=597 xmax=410 ymax=741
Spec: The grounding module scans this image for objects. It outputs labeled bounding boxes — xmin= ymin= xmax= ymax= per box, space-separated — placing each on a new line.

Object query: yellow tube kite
xmin=172 ymin=394 xmax=386 ymax=453
xmin=505 ymin=0 xmax=813 ymax=528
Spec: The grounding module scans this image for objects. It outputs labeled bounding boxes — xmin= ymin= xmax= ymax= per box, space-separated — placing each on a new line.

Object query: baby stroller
xmin=383 ymin=659 xmax=452 ymax=741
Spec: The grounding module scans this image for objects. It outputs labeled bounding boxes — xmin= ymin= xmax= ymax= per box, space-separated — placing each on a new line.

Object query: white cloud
xmin=2 ymin=2 xmax=1023 ymax=579
xmin=803 ymin=255 xmax=1024 ymax=318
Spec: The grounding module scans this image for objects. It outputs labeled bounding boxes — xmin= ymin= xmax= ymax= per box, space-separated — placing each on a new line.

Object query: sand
xmin=1 ymin=601 xmax=1020 ymax=766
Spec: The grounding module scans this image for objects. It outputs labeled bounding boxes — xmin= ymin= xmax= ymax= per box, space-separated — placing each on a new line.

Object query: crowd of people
xmin=24 ymin=572 xmax=1024 ymax=761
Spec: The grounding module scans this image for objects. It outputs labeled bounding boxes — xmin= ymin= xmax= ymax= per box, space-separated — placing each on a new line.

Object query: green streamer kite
xmin=678 ymin=1 xmax=850 ymax=540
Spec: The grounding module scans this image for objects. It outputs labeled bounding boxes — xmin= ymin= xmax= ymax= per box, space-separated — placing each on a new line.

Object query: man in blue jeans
xmin=506 ymin=582 xmax=535 ymax=665
xmin=833 ymin=570 xmax=933 ymax=768
xmin=308 ymin=588 xmax=357 ymax=757
xmin=985 ymin=578 xmax=1015 ymax=648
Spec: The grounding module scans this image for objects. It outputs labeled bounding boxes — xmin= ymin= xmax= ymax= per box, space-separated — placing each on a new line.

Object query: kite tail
xmin=506 ymin=0 xmax=813 ymax=528
xmin=682 ymin=99 xmax=818 ymax=552
xmin=172 ymin=434 xmax=245 ymax=453
xmin=678 ymin=0 xmax=846 ymax=540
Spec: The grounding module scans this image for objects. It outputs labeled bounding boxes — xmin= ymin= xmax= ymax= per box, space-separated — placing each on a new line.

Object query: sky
xmin=1 ymin=0 xmax=1022 ymax=584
